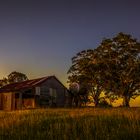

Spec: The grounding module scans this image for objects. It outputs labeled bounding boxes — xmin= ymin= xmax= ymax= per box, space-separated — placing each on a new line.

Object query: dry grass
xmin=0 ymin=108 xmax=140 ymax=140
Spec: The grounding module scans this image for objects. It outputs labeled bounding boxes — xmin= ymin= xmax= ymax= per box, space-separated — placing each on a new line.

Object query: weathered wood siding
xmin=15 ymin=93 xmax=35 ymax=109
xmin=11 ymin=93 xmax=15 ymax=110
xmin=1 ymin=92 xmax=13 ymax=111
xmin=36 ymin=77 xmax=68 ymax=107
xmin=0 ymin=92 xmax=16 ymax=110
xmin=0 ymin=76 xmax=69 ymax=110
xmin=0 ymin=94 xmax=2 ymax=109
xmin=22 ymin=99 xmax=35 ymax=109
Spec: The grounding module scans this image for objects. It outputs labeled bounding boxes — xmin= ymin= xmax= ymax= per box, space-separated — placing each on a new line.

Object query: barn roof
xmin=0 ymin=76 xmax=55 ymax=93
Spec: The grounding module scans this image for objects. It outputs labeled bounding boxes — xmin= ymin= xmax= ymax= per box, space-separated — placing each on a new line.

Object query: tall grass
xmin=0 ymin=108 xmax=140 ymax=140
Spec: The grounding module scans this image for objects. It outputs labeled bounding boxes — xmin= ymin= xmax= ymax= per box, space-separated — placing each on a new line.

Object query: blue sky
xmin=0 ymin=0 xmax=140 ymax=87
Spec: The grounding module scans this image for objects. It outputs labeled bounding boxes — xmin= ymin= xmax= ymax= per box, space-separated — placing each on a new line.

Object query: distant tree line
xmin=68 ymin=33 xmax=140 ymax=107
xmin=0 ymin=71 xmax=28 ymax=87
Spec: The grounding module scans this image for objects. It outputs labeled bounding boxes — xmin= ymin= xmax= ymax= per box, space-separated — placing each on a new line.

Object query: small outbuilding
xmin=0 ymin=76 xmax=69 ymax=110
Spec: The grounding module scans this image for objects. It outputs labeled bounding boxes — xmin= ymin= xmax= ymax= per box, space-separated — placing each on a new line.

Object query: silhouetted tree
xmin=95 ymin=32 xmax=140 ymax=107
xmin=68 ymin=50 xmax=104 ymax=107
xmin=0 ymin=71 xmax=28 ymax=87
xmin=98 ymin=98 xmax=112 ymax=107
xmin=0 ymin=78 xmax=8 ymax=87
xmin=8 ymin=71 xmax=28 ymax=83
xmin=69 ymin=82 xmax=88 ymax=107
xmin=68 ymin=33 xmax=140 ymax=107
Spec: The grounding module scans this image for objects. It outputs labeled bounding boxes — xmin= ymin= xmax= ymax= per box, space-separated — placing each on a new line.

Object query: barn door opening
xmin=15 ymin=93 xmax=22 ymax=110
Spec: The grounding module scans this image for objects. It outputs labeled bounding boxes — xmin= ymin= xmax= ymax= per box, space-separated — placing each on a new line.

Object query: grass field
xmin=0 ymin=108 xmax=140 ymax=140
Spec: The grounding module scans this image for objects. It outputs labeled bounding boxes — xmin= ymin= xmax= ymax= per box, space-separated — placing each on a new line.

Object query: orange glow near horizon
xmin=112 ymin=97 xmax=140 ymax=107
xmin=0 ymin=68 xmax=139 ymax=107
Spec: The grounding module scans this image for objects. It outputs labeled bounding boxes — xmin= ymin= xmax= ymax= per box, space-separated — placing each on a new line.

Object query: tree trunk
xmin=94 ymin=97 xmax=99 ymax=107
xmin=69 ymin=95 xmax=73 ymax=107
xmin=123 ymin=96 xmax=130 ymax=107
xmin=95 ymin=101 xmax=99 ymax=107
xmin=74 ymin=96 xmax=79 ymax=107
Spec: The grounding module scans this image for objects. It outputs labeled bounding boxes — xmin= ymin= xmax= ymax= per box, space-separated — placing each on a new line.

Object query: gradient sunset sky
xmin=0 ymin=0 xmax=140 ymax=89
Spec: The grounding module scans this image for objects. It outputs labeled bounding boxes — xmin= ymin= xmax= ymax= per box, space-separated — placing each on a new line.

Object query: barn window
xmin=35 ymin=87 xmax=40 ymax=95
xmin=40 ymin=87 xmax=49 ymax=95
xmin=49 ymin=88 xmax=57 ymax=98
xmin=65 ymin=90 xmax=68 ymax=96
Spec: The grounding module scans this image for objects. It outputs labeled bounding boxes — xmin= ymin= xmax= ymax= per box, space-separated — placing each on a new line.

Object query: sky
xmin=0 ymin=0 xmax=140 ymax=90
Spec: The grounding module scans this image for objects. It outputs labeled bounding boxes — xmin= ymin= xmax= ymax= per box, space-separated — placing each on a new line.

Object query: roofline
xmin=0 ymin=75 xmax=69 ymax=93
xmin=50 ymin=76 xmax=69 ymax=91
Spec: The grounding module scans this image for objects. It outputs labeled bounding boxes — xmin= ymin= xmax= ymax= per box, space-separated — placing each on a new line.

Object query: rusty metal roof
xmin=0 ymin=76 xmax=53 ymax=93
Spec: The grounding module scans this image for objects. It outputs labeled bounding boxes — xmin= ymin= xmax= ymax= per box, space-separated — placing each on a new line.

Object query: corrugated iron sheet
xmin=0 ymin=76 xmax=52 ymax=93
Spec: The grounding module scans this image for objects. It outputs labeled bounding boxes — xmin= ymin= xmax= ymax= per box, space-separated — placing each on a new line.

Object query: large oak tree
xmin=95 ymin=33 xmax=140 ymax=107
xmin=68 ymin=33 xmax=140 ymax=107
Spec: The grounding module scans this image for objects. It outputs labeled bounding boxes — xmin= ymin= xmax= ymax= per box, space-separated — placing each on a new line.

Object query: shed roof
xmin=0 ymin=76 xmax=54 ymax=93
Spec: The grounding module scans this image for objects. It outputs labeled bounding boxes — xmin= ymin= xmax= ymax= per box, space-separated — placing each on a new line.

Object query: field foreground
xmin=0 ymin=108 xmax=140 ymax=140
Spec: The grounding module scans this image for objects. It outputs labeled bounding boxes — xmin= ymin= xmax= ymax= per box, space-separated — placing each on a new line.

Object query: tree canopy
xmin=96 ymin=32 xmax=140 ymax=107
xmin=8 ymin=71 xmax=28 ymax=83
xmin=68 ymin=33 xmax=140 ymax=107
xmin=68 ymin=49 xmax=105 ymax=107
xmin=0 ymin=71 xmax=28 ymax=87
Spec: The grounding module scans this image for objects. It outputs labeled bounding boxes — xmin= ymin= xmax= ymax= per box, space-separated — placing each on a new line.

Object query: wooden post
xmin=0 ymin=94 xmax=2 ymax=110
xmin=11 ymin=93 xmax=15 ymax=110
xmin=19 ymin=92 xmax=22 ymax=109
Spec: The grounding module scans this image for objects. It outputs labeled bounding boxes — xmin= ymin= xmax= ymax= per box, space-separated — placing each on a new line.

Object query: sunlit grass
xmin=0 ymin=108 xmax=140 ymax=140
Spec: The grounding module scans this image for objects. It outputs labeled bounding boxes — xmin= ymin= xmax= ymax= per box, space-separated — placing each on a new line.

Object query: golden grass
xmin=0 ymin=108 xmax=140 ymax=140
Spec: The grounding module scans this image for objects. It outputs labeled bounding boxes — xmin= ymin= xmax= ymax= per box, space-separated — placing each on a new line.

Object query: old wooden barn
xmin=0 ymin=76 xmax=69 ymax=110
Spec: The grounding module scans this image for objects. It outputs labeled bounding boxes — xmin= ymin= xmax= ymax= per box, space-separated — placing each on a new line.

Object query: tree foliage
xmin=68 ymin=33 xmax=140 ymax=107
xmin=0 ymin=71 xmax=28 ymax=87
xmin=0 ymin=78 xmax=8 ymax=87
xmin=8 ymin=71 xmax=28 ymax=83
xmin=68 ymin=49 xmax=104 ymax=107
xmin=96 ymin=33 xmax=140 ymax=107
